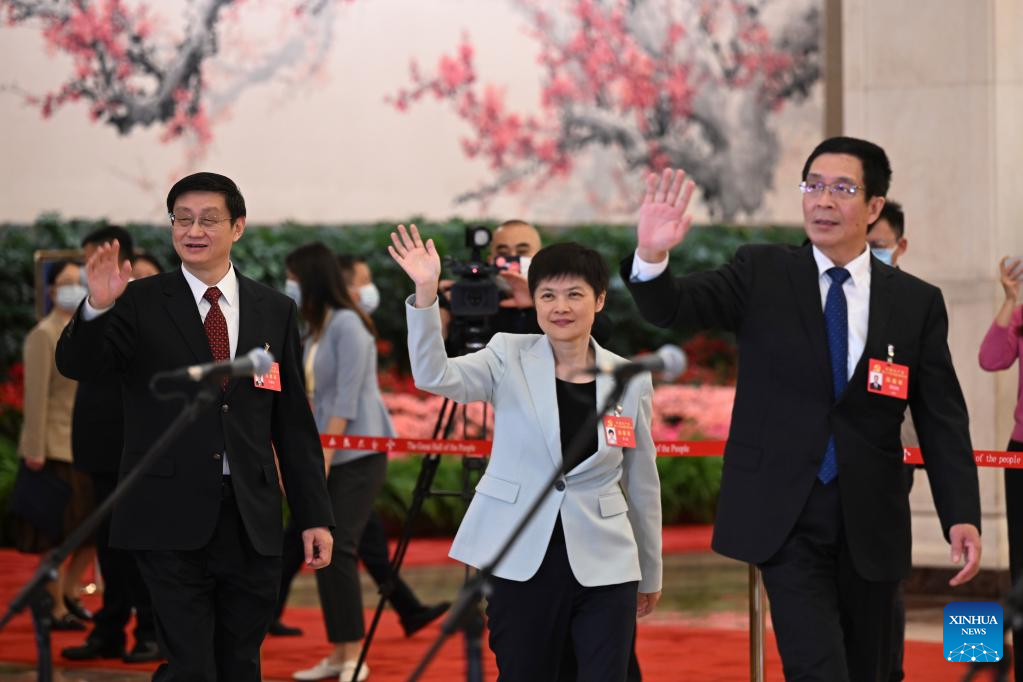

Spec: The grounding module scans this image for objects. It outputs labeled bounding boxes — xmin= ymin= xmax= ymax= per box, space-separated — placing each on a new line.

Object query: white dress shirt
xmin=630 ymin=245 xmax=872 ymax=380
xmin=811 ymin=245 xmax=870 ymax=381
xmin=84 ymin=264 xmax=240 ymax=473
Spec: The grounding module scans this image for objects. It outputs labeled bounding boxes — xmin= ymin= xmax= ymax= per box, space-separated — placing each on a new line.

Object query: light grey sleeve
xmin=621 ymin=374 xmax=663 ymax=593
xmin=405 ymin=296 xmax=507 ymax=404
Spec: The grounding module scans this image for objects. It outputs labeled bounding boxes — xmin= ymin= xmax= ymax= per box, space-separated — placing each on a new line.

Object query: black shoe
xmin=63 ymin=595 xmax=93 ymax=621
xmin=267 ymin=620 xmax=303 ymax=637
xmin=62 ymin=638 xmax=125 ymax=660
xmin=401 ymin=602 xmax=451 ymax=637
xmin=51 ymin=613 xmax=87 ymax=631
xmin=123 ymin=640 xmax=163 ymax=664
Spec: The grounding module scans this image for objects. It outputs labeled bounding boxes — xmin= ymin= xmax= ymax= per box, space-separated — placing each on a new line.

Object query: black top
xmin=551 ymin=377 xmax=597 ymax=545
xmin=555 ymin=378 xmax=597 ymax=469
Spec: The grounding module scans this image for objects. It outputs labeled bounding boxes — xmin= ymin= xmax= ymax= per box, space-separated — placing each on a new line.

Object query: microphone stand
xmin=0 ymin=380 xmax=222 ymax=681
xmin=407 ymin=367 xmax=643 ymax=682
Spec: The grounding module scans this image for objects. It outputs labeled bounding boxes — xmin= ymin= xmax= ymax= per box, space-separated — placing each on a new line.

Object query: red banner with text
xmin=321 ymin=435 xmax=1023 ymax=469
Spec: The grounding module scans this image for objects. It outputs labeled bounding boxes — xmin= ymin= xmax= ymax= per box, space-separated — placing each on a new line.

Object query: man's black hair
xmin=802 ymin=136 xmax=892 ymax=200
xmin=166 ymin=172 xmax=246 ymax=221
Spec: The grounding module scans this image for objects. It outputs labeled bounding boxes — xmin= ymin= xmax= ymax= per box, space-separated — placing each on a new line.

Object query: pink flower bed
xmin=383 ymin=383 xmax=735 ymax=450
xmin=651 ymin=384 xmax=734 ymax=441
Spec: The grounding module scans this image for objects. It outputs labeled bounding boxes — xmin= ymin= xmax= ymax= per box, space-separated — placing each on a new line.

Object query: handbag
xmin=10 ymin=460 xmax=71 ymax=541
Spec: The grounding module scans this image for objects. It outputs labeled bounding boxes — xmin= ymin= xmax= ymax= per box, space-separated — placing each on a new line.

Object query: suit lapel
xmin=225 ymin=271 xmax=264 ymax=400
xmin=163 ymin=270 xmax=214 ymax=365
xmin=787 ymin=246 xmax=831 ymax=398
xmin=520 ymin=336 xmax=562 ymax=470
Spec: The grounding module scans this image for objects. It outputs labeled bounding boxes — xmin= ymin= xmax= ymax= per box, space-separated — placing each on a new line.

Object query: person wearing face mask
xmin=286 ymin=243 xmax=396 ymax=682
xmin=338 ymin=254 xmax=381 ymax=315
xmin=866 ymin=203 xmax=917 ymax=682
xmin=269 ymin=255 xmax=450 ymax=643
xmin=867 ymin=201 xmax=907 ymax=268
xmin=13 ymin=259 xmax=96 ymax=631
xmin=61 ymin=226 xmax=163 ymax=664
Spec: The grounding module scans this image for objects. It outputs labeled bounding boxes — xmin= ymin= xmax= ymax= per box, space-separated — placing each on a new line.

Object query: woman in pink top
xmin=980 ymin=257 xmax=1023 ymax=444
xmin=978 ymin=255 xmax=1023 ymax=682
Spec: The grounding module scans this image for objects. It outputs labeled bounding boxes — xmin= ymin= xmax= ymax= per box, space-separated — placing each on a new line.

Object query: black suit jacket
xmin=623 ymin=244 xmax=981 ymax=581
xmin=56 ymin=268 xmax=333 ymax=555
xmin=71 ymin=375 xmax=124 ymax=474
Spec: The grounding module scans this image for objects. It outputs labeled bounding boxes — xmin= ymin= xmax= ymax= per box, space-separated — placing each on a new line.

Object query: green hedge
xmin=0 ymin=216 xmax=804 ymax=536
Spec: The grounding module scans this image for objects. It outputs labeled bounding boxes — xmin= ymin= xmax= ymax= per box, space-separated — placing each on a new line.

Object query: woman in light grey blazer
xmin=286 ymin=243 xmax=394 ymax=682
xmin=390 ymin=226 xmax=662 ymax=682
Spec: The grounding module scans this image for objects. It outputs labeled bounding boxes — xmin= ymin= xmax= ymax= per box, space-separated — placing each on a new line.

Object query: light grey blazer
xmin=307 ymin=308 xmax=396 ymax=465
xmin=406 ymin=298 xmax=662 ymax=593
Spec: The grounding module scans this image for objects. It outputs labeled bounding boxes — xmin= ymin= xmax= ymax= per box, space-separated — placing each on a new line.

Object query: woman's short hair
xmin=527 ymin=242 xmax=609 ymax=298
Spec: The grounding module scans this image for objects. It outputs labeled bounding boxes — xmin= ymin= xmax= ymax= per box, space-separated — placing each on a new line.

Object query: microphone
xmin=586 ymin=344 xmax=687 ymax=382
xmin=160 ymin=348 xmax=275 ymax=384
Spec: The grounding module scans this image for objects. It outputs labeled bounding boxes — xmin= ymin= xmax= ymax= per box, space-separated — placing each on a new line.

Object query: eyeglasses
xmin=169 ymin=213 xmax=232 ymax=229
xmin=798 ymin=180 xmax=865 ymax=200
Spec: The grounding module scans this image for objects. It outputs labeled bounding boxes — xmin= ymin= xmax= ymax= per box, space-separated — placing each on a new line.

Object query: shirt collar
xmin=811 ymin=244 xmax=871 ymax=288
xmin=181 ymin=263 xmax=238 ymax=307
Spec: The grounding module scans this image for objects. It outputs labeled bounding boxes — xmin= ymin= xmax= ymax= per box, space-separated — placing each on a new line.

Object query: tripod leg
xmin=29 ymin=585 xmax=54 ymax=682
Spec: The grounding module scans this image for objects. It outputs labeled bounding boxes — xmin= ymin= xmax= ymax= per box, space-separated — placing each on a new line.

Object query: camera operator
xmin=443 ymin=220 xmax=613 ymax=348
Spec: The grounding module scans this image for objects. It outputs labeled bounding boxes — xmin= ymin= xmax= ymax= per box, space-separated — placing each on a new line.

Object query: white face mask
xmin=871 ymin=247 xmax=895 ymax=266
xmin=284 ymin=279 xmax=301 ymax=307
xmin=54 ymin=283 xmax=88 ymax=311
xmin=358 ymin=283 xmax=380 ymax=314
xmin=519 ymin=256 xmax=532 ymax=277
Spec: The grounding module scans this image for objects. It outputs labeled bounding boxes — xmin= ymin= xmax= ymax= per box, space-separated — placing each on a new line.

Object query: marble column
xmin=842 ymin=0 xmax=1023 ymax=570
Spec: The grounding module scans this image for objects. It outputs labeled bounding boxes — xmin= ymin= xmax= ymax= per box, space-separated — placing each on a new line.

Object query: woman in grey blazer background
xmin=286 ymin=242 xmax=394 ymax=682
xmin=389 ymin=225 xmax=662 ymax=682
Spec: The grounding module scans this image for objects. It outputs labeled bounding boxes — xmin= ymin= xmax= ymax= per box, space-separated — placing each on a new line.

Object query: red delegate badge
xmin=866 ymin=359 xmax=908 ymax=400
xmin=254 ymin=362 xmax=281 ymax=392
xmin=603 ymin=415 xmax=636 ymax=448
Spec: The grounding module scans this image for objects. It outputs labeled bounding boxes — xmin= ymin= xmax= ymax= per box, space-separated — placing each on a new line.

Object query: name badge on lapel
xmin=255 ymin=343 xmax=282 ymax=392
xmin=866 ymin=344 xmax=908 ymax=400
xmin=603 ymin=415 xmax=636 ymax=448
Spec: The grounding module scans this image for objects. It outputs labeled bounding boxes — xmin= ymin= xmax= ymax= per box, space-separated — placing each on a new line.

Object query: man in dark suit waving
xmin=56 ymin=172 xmax=334 ymax=681
xmin=622 ymin=137 xmax=982 ymax=681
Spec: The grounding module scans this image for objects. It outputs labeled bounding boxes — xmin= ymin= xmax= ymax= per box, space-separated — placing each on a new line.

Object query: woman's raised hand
xmin=388 ymin=224 xmax=441 ymax=307
xmin=999 ymin=256 xmax=1023 ymax=302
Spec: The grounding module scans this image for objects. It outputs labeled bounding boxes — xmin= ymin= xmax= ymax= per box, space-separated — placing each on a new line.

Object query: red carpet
xmin=0 ymin=547 xmax=985 ymax=680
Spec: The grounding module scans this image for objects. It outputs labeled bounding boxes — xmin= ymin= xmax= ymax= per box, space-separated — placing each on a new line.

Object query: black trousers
xmin=315 ymin=453 xmax=388 ymax=642
xmin=759 ymin=480 xmax=898 ymax=682
xmin=137 ymin=480 xmax=280 ymax=682
xmin=1005 ymin=439 xmax=1023 ymax=682
xmin=275 ymin=497 xmax=427 ymax=624
xmin=559 ymin=625 xmax=642 ymax=682
xmin=486 ymin=520 xmax=638 ymax=682
xmin=87 ymin=471 xmax=156 ymax=647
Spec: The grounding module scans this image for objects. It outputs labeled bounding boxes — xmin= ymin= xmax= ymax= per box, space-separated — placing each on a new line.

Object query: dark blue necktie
xmin=819 ymin=267 xmax=850 ymax=484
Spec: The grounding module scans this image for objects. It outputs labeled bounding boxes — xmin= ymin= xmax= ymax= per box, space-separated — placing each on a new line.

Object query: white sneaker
xmin=293 ymin=657 xmax=345 ymax=680
xmin=338 ymin=660 xmax=369 ymax=682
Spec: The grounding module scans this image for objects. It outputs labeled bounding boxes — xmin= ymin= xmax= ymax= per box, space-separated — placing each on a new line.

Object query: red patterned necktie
xmin=203 ymin=287 xmax=230 ymax=390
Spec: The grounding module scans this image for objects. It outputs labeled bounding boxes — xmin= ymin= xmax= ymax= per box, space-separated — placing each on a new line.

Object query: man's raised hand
xmin=636 ymin=168 xmax=696 ymax=263
xmin=86 ymin=239 xmax=132 ymax=309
